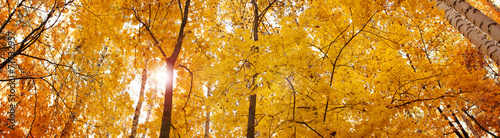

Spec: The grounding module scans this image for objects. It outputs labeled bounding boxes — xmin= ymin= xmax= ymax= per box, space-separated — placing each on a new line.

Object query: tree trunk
xmin=460 ymin=110 xmax=481 ymax=137
xmin=130 ymin=60 xmax=148 ymax=138
xmin=247 ymin=1 xmax=259 ymax=137
xmin=451 ymin=110 xmax=470 ymax=138
xmin=247 ymin=94 xmax=257 ymax=138
xmin=204 ymin=85 xmax=212 ymax=138
xmin=442 ymin=0 xmax=500 ymax=42
xmin=159 ymin=0 xmax=191 ymax=137
xmin=437 ymin=1 xmax=500 ymax=65
xmin=61 ymin=46 xmax=108 ymax=137
xmin=160 ymin=63 xmax=174 ymax=138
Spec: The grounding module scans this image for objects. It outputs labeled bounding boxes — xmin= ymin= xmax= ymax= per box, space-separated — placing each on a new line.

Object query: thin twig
xmin=329 ymin=11 xmax=378 ymax=86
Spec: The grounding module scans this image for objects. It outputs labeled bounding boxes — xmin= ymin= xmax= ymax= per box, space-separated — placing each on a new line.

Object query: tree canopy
xmin=1 ymin=0 xmax=500 ymax=137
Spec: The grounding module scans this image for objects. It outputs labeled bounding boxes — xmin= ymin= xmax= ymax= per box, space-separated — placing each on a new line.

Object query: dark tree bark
xmin=246 ymin=0 xmax=277 ymax=137
xmin=247 ymin=1 xmax=259 ymax=137
xmin=159 ymin=0 xmax=191 ymax=137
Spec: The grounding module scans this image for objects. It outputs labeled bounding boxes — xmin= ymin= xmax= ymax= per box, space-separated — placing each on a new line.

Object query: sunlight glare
xmin=152 ymin=68 xmax=177 ymax=91
xmin=154 ymin=69 xmax=169 ymax=87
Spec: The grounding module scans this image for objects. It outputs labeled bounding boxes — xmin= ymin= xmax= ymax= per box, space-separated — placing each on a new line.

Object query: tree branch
xmin=285 ymin=77 xmax=296 ymax=121
xmin=179 ymin=64 xmax=193 ymax=135
xmin=0 ymin=1 xmax=66 ymax=70
xmin=462 ymin=109 xmax=499 ymax=138
xmin=0 ymin=0 xmax=26 ymax=35
xmin=295 ymin=121 xmax=324 ymax=138
xmin=329 ymin=11 xmax=378 ymax=86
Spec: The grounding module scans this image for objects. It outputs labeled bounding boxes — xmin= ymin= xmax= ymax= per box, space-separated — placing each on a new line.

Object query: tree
xmin=130 ymin=59 xmax=148 ymax=138
xmin=441 ymin=0 xmax=500 ymax=43
xmin=156 ymin=0 xmax=191 ymax=137
xmin=2 ymin=0 xmax=500 ymax=137
xmin=437 ymin=0 xmax=500 ymax=65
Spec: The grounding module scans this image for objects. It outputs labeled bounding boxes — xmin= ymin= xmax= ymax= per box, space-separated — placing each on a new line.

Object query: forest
xmin=1 ymin=0 xmax=500 ymax=137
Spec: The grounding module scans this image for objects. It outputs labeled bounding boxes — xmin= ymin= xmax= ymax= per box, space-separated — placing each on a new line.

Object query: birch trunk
xmin=204 ymin=85 xmax=212 ymax=138
xmin=442 ymin=0 xmax=500 ymax=43
xmin=460 ymin=111 xmax=481 ymax=137
xmin=61 ymin=46 xmax=107 ymax=137
xmin=451 ymin=110 xmax=470 ymax=138
xmin=130 ymin=60 xmax=148 ymax=138
xmin=437 ymin=107 xmax=464 ymax=138
xmin=437 ymin=1 xmax=500 ymax=65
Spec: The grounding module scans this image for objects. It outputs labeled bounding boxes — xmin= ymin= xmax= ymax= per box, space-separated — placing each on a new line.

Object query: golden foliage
xmin=0 ymin=0 xmax=499 ymax=137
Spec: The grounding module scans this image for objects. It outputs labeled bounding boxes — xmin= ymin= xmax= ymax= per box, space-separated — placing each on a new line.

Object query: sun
xmin=153 ymin=69 xmax=169 ymax=86
xmin=152 ymin=67 xmax=177 ymax=90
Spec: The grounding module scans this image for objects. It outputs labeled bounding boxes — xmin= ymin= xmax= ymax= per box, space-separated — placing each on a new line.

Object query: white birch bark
xmin=442 ymin=0 xmax=500 ymax=43
xmin=130 ymin=60 xmax=148 ymax=138
xmin=437 ymin=1 xmax=500 ymax=65
xmin=204 ymin=85 xmax=212 ymax=138
xmin=460 ymin=112 xmax=481 ymax=137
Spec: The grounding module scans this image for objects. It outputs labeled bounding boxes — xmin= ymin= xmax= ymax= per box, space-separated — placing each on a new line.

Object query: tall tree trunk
xmin=441 ymin=0 xmax=500 ymax=42
xmin=451 ymin=110 xmax=470 ymax=138
xmin=204 ymin=85 xmax=212 ymax=138
xmin=436 ymin=1 xmax=500 ymax=65
xmin=247 ymin=1 xmax=259 ymax=137
xmin=460 ymin=110 xmax=480 ymax=137
xmin=247 ymin=95 xmax=256 ymax=138
xmin=159 ymin=0 xmax=191 ymax=137
xmin=130 ymin=59 xmax=148 ymax=138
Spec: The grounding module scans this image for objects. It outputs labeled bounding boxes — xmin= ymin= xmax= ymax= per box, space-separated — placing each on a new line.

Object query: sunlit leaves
xmin=1 ymin=0 xmax=499 ymax=137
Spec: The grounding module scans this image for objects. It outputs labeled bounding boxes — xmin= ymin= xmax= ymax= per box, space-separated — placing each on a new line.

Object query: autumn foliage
xmin=1 ymin=0 xmax=500 ymax=137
